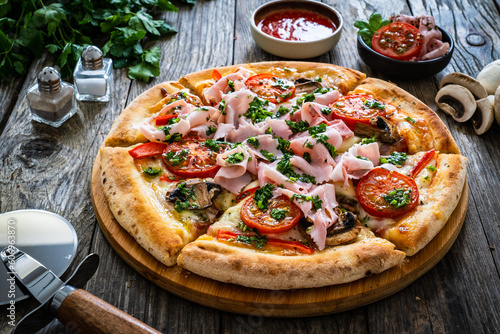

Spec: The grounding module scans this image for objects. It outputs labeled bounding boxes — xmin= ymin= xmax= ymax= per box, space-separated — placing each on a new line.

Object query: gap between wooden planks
xmin=90 ymin=153 xmax=468 ymax=317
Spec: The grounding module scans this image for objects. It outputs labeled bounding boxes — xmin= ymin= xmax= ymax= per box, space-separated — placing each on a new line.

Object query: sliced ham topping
xmin=313 ymin=90 xmax=340 ymax=106
xmin=290 ymin=156 xmax=333 ymax=184
xmin=214 ymin=145 xmax=256 ymax=193
xmin=136 ymin=118 xmax=191 ymax=143
xmin=330 ymin=143 xmax=380 ymax=185
xmin=203 ymin=68 xmax=251 ymax=105
xmin=219 ymin=89 xmax=258 ymax=128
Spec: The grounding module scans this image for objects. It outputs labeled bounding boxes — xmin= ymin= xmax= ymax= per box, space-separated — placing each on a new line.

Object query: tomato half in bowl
xmin=372 ymin=22 xmax=423 ymax=61
xmin=162 ymin=138 xmax=222 ymax=178
xmin=241 ymin=195 xmax=303 ymax=234
xmin=356 ymin=168 xmax=419 ymax=218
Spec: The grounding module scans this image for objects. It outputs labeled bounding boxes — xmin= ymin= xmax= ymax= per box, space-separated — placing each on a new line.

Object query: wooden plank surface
xmin=1 ymin=0 xmax=500 ymax=333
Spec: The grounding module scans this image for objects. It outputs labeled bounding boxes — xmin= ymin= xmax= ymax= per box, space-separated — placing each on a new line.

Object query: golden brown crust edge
xmin=100 ymin=146 xmax=185 ymax=266
xmin=177 ymin=234 xmax=405 ymax=290
xmin=352 ymin=78 xmax=460 ymax=154
xmin=104 ymin=81 xmax=186 ymax=147
xmin=179 ymin=61 xmax=366 ymax=99
xmin=382 ymin=154 xmax=468 ymax=255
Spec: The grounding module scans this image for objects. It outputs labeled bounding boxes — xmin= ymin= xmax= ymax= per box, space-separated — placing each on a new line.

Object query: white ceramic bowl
xmin=250 ymin=0 xmax=343 ymax=59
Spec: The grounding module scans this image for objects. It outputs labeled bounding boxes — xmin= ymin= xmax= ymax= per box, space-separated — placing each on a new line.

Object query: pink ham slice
xmin=203 ymin=68 xmax=251 ymax=105
xmin=214 ymin=145 xmax=257 ymax=193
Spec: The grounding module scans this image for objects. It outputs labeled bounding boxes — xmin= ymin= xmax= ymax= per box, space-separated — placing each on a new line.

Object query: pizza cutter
xmin=0 ymin=210 xmax=161 ymax=334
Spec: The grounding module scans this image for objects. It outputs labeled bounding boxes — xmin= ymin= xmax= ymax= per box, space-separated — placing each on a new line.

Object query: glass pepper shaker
xmin=27 ymin=66 xmax=77 ymax=127
xmin=73 ymin=45 xmax=113 ymax=102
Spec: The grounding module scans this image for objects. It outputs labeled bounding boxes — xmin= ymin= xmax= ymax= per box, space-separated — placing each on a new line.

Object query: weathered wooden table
xmin=2 ymin=0 xmax=500 ymax=333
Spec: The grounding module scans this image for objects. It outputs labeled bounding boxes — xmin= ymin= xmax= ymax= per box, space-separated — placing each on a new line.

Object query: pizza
xmin=99 ymin=61 xmax=467 ymax=290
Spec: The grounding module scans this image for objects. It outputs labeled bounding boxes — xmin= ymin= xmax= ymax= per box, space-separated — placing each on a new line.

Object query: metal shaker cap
xmin=37 ymin=66 xmax=61 ymax=93
xmin=81 ymin=45 xmax=103 ymax=70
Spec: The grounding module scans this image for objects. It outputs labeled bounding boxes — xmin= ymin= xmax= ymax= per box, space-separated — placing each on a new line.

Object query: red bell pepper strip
xmin=235 ymin=187 xmax=259 ymax=203
xmin=155 ymin=114 xmax=178 ymax=126
xmin=211 ymin=69 xmax=222 ymax=81
xmin=128 ymin=142 xmax=167 ymax=159
xmin=216 ymin=230 xmax=314 ymax=254
xmin=410 ymin=149 xmax=437 ymax=178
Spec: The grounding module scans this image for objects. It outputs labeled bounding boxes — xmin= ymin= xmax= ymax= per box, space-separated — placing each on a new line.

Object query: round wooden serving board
xmin=91 ymin=154 xmax=468 ymax=317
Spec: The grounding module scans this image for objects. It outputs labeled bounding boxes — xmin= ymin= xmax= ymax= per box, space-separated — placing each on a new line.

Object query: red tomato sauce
xmin=257 ymin=9 xmax=336 ymax=42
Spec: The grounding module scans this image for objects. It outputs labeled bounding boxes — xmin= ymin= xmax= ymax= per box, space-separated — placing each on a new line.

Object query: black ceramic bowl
xmin=357 ymin=27 xmax=454 ymax=78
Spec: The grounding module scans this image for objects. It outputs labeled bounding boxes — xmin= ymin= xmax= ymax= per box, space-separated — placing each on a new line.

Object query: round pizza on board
xmin=99 ymin=61 xmax=467 ymax=290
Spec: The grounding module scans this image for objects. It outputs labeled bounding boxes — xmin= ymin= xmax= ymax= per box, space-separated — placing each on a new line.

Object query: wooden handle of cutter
xmin=57 ymin=289 xmax=161 ymax=334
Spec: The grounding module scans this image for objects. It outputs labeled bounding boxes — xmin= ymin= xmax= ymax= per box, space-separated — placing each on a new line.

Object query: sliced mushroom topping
xmin=477 ymin=59 xmax=500 ymax=95
xmin=353 ymin=116 xmax=400 ymax=144
xmin=297 ymin=208 xmax=361 ymax=247
xmin=336 ymin=194 xmax=359 ymax=214
xmin=439 ymin=72 xmax=488 ymax=99
xmin=472 ymin=97 xmax=494 ymax=135
xmin=325 ymin=208 xmax=361 ymax=246
xmin=294 ymin=78 xmax=323 ymax=95
xmin=435 ymin=84 xmax=477 ymax=122
xmin=495 ymin=87 xmax=500 ymax=126
xmin=167 ymin=178 xmax=222 ymax=210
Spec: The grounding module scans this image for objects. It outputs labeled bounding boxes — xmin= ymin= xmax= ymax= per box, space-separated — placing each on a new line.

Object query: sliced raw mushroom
xmin=353 ymin=116 xmax=401 ymax=144
xmin=439 ymin=72 xmax=488 ymax=99
xmin=472 ymin=97 xmax=494 ymax=135
xmin=477 ymin=59 xmax=500 ymax=95
xmin=294 ymin=78 xmax=323 ymax=95
xmin=167 ymin=178 xmax=222 ymax=209
xmin=435 ymin=84 xmax=477 ymax=122
xmin=495 ymin=86 xmax=500 ymax=126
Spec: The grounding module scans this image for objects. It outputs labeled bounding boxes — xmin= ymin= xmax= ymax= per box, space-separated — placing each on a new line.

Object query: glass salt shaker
xmin=73 ymin=45 xmax=113 ymax=102
xmin=27 ymin=66 xmax=77 ymax=127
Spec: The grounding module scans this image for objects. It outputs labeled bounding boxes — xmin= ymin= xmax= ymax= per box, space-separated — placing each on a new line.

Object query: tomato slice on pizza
xmin=245 ymin=73 xmax=296 ymax=104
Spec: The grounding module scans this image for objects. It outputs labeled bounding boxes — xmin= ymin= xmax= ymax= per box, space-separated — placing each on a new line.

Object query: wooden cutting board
xmin=91 ymin=154 xmax=468 ymax=317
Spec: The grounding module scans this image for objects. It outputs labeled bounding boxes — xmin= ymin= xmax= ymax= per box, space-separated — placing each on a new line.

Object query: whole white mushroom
xmin=477 ymin=60 xmax=500 ymax=95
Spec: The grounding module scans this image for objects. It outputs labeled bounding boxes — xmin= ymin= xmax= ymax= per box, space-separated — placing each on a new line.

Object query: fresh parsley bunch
xmin=0 ymin=0 xmax=195 ymax=82
xmin=354 ymin=12 xmax=390 ymax=48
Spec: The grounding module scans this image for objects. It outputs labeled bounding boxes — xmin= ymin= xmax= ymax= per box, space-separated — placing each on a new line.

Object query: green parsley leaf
xmin=303 ymin=152 xmax=312 ymax=163
xmin=236 ymin=234 xmax=268 ymax=249
xmin=244 ymin=97 xmax=273 ymax=123
xmin=320 ymin=107 xmax=332 ymax=115
xmin=354 ymin=12 xmax=390 ymax=48
xmin=142 ymin=166 xmax=162 ymax=176
xmin=291 ymin=194 xmax=323 ymax=210
xmin=427 ymin=165 xmax=437 ymax=172
xmin=219 ymin=99 xmax=227 ymax=115
xmin=383 ymin=188 xmax=412 ymax=209
xmin=254 ymin=184 xmax=274 ymax=211
xmin=379 ymin=152 xmax=408 ymax=166
xmin=225 ymin=152 xmax=245 ymax=164
xmin=364 ymin=98 xmax=386 ymax=110
xmin=286 ymin=120 xmax=310 ymax=133
xmin=270 ymin=208 xmax=288 ymax=221
xmin=247 ymin=137 xmax=260 ymax=148
xmin=260 ymin=150 xmax=277 ymax=162
xmin=206 ymin=125 xmax=217 ymax=136
xmin=164 ymin=148 xmax=189 ymax=166
xmin=361 ymin=136 xmax=377 ymax=145
xmin=405 ymin=116 xmax=417 ymax=123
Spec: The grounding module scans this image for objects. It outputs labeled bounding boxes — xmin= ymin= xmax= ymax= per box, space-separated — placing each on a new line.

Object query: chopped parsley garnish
xmin=270 ymin=208 xmax=288 ymax=221
xmin=164 ymin=148 xmax=189 ymax=166
xmin=158 ymin=126 xmax=182 ymax=143
xmin=227 ymin=79 xmax=235 ymax=92
xmin=405 ymin=116 xmax=417 ymax=123
xmin=308 ymin=123 xmax=327 ymax=136
xmin=277 ymin=137 xmax=293 ymax=155
xmin=236 ymin=233 xmax=268 ymax=249
xmin=275 ymin=106 xmax=290 ymax=117
xmin=313 ymin=87 xmax=334 ymax=94
xmin=203 ymin=139 xmax=224 ymax=151
xmin=286 ymin=119 xmax=310 ymax=133
xmin=291 ymin=194 xmax=323 ymax=210
xmin=277 ymin=154 xmax=316 ymax=184
xmin=427 ymin=165 xmax=437 ymax=172
xmin=219 ymin=99 xmax=227 ymax=115
xmin=247 ymin=137 xmax=260 ymax=148
xmin=361 ymin=136 xmax=377 ymax=145
xmin=225 ymin=152 xmax=245 ymax=164
xmin=379 ymin=152 xmax=408 ymax=166
xmin=168 ymin=117 xmax=180 ymax=125
xmin=364 ymin=99 xmax=386 ymax=110
xmin=237 ymin=221 xmax=251 ymax=232
xmin=206 ymin=125 xmax=217 ymax=136
xmin=254 ymin=184 xmax=274 ymax=211
xmin=260 ymin=150 xmax=277 ymax=162
xmin=303 ymin=152 xmax=311 ymax=163
xmin=265 ymin=127 xmax=273 ymax=135
xmin=173 ymin=182 xmax=198 ymax=212
xmin=314 ymin=77 xmax=322 ymax=82
xmin=383 ymin=188 xmax=412 ymax=209
xmin=142 ymin=166 xmax=162 ymax=176
xmin=320 ymin=107 xmax=332 ymax=115
xmin=356 ymin=156 xmax=369 ymax=161
xmin=271 ymin=77 xmax=293 ymax=89
xmin=244 ymin=97 xmax=273 ymax=123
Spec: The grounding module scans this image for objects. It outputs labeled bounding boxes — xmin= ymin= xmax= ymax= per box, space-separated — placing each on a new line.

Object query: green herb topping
xmin=142 ymin=166 xmax=162 ymax=176
xmin=206 ymin=125 xmax=217 ymax=136
xmin=427 ymin=165 xmax=437 ymax=172
xmin=379 ymin=152 xmax=408 ymax=166
xmin=247 ymin=137 xmax=260 ymax=148
xmin=361 ymin=136 xmax=377 ymax=145
xmin=225 ymin=152 xmax=245 ymax=164
xmin=164 ymin=148 xmax=189 ymax=166
xmin=260 ymin=150 xmax=277 ymax=162
xmin=354 ymin=12 xmax=391 ymax=48
xmin=286 ymin=120 xmax=310 ymax=133
xmin=383 ymin=188 xmax=412 ymax=209
xmin=364 ymin=99 xmax=386 ymax=110
xmin=254 ymin=184 xmax=274 ymax=211
xmin=244 ymin=97 xmax=273 ymax=123
xmin=291 ymin=194 xmax=323 ymax=210
xmin=270 ymin=208 xmax=288 ymax=221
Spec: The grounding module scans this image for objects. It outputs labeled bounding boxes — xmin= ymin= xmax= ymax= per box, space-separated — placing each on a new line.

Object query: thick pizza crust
xmin=177 ymin=231 xmax=405 ymax=290
xmin=179 ymin=61 xmax=366 ymax=104
xmin=104 ymin=81 xmax=186 ymax=147
xmin=382 ymin=154 xmax=468 ymax=255
xmin=100 ymin=146 xmax=187 ymax=266
xmin=351 ymin=78 xmax=460 ymax=154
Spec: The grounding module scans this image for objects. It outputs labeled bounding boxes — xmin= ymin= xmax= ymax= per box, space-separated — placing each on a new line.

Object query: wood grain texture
xmin=91 ymin=152 xmax=469 ymax=317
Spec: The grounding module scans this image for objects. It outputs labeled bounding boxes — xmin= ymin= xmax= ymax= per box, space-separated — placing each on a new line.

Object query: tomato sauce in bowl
xmin=257 ymin=9 xmax=337 ymax=42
